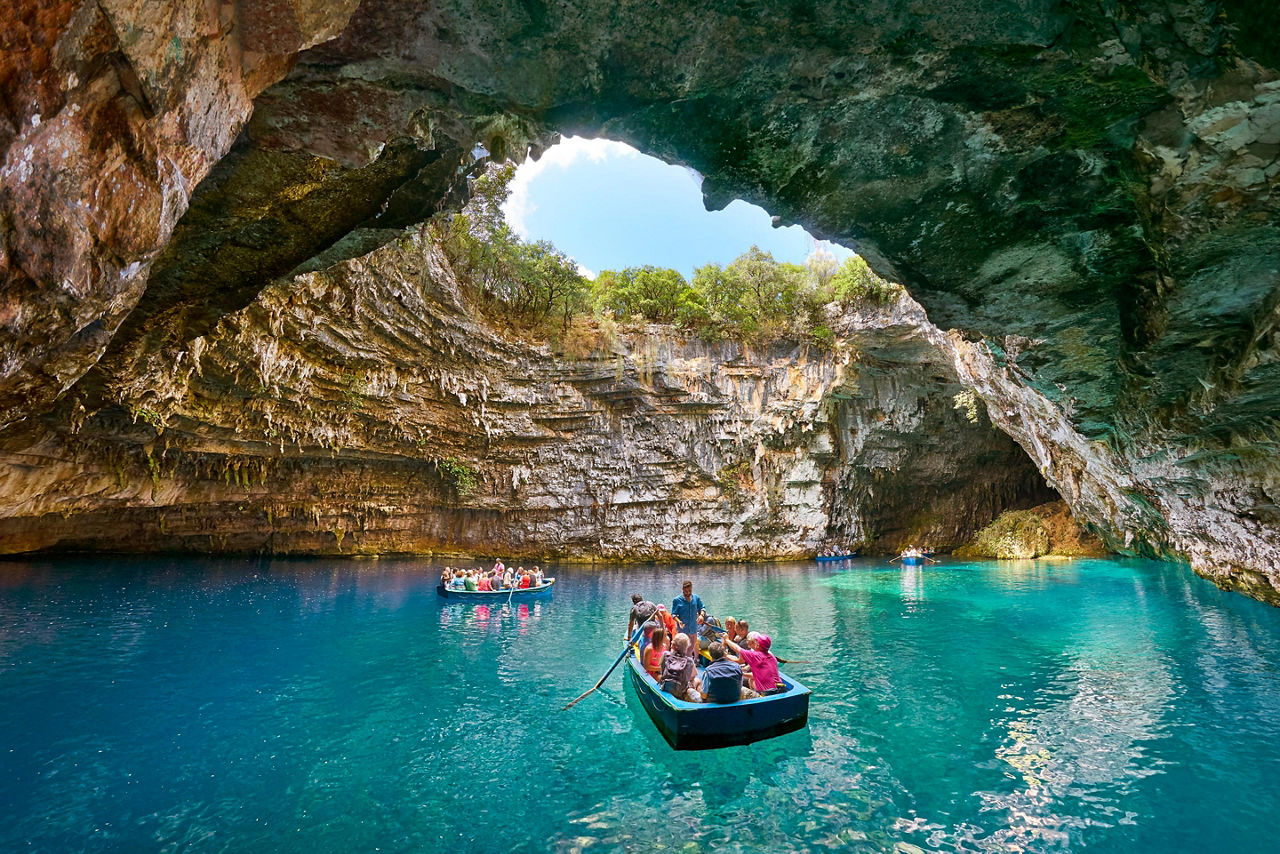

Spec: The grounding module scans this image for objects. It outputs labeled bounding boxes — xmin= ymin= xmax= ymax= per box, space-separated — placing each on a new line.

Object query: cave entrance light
xmin=503 ymin=136 xmax=852 ymax=280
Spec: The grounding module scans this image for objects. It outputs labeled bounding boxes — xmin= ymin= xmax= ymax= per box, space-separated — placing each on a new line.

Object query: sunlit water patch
xmin=2 ymin=556 xmax=1278 ymax=852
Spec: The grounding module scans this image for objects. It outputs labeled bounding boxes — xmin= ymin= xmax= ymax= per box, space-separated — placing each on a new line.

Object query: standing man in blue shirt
xmin=671 ymin=580 xmax=704 ymax=644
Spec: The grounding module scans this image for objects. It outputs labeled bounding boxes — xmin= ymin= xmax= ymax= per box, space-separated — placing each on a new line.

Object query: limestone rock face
xmin=0 ymin=225 xmax=1052 ymax=559
xmin=2 ymin=2 xmax=1278 ymax=596
xmin=0 ymin=0 xmax=360 ymax=428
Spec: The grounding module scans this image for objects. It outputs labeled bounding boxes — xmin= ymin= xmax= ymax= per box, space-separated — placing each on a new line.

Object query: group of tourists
xmin=627 ymin=580 xmax=783 ymax=705
xmin=819 ymin=545 xmax=854 ymax=557
xmin=442 ymin=561 xmax=544 ymax=591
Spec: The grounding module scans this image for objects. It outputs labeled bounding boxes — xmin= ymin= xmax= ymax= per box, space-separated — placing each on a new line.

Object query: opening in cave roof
xmin=502 ymin=137 xmax=853 ymax=279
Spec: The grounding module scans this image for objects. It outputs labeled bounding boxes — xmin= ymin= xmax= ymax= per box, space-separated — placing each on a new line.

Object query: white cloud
xmin=504 ymin=136 xmax=639 ymax=237
xmin=575 ymin=262 xmax=597 ymax=280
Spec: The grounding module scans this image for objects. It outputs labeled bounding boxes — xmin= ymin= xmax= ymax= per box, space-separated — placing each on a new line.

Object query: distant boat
xmin=625 ymin=652 xmax=810 ymax=750
xmin=815 ymin=553 xmax=856 ymax=562
xmin=436 ymin=579 xmax=555 ymax=600
xmin=898 ymin=552 xmax=924 ymax=565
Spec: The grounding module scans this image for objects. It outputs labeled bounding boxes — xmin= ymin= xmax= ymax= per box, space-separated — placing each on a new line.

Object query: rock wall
xmin=0 ymin=224 xmax=1052 ymax=559
xmin=2 ymin=1 xmax=1278 ymax=597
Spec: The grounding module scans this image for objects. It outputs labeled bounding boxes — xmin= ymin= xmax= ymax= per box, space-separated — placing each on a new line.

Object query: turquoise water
xmin=2 ymin=556 xmax=1279 ymax=853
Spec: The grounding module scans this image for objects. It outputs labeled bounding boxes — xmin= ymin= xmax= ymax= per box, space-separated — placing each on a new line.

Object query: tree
xmin=592 ymin=265 xmax=691 ymax=323
xmin=437 ymin=162 xmax=587 ymax=331
xmin=725 ymin=246 xmax=805 ymax=327
xmin=829 ymin=255 xmax=882 ymax=304
xmin=806 ymin=247 xmax=839 ymax=291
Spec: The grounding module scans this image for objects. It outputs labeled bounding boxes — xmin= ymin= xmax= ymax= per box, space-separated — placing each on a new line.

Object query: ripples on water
xmin=2 ymin=556 xmax=1279 ymax=853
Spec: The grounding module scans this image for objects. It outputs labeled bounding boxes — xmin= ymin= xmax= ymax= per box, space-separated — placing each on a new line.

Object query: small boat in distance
xmin=437 ymin=579 xmax=556 ymax=600
xmin=625 ymin=651 xmax=810 ymax=750
xmin=815 ymin=547 xmax=857 ymax=562
xmin=898 ymin=548 xmax=925 ymax=565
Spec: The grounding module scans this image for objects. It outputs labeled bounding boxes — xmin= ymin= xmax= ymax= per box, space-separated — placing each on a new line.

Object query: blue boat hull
xmin=436 ymin=580 xmax=555 ymax=600
xmin=815 ymin=554 xmax=854 ymax=562
xmin=625 ymin=653 xmax=809 ymax=750
xmin=899 ymin=555 xmax=923 ymax=565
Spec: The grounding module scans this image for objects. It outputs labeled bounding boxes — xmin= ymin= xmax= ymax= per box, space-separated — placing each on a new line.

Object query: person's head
xmin=671 ymin=634 xmax=690 ymax=655
xmin=518 ymin=566 xmax=524 ymax=573
xmin=737 ymin=620 xmax=749 ymax=636
xmin=746 ymin=631 xmax=762 ymax=650
xmin=708 ymin=642 xmax=726 ymax=661
xmin=724 ymin=617 xmax=737 ymax=633
xmin=651 ymin=628 xmax=667 ymax=650
xmin=697 ymin=612 xmax=705 ymax=625
xmin=642 ymin=621 xmax=657 ymax=640
xmin=682 ymin=580 xmax=693 ymax=598
xmin=631 ymin=593 xmax=643 ymax=604
xmin=755 ymin=634 xmax=772 ymax=654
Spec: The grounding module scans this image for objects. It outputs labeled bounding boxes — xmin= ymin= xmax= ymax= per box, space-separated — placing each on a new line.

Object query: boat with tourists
xmin=815 ymin=552 xmax=856 ymax=562
xmin=897 ymin=547 xmax=927 ymax=566
xmin=624 ymin=649 xmax=810 ymax=750
xmin=436 ymin=578 xmax=555 ymax=600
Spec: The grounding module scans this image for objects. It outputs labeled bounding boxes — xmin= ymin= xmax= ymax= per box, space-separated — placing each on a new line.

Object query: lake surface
xmin=2 ymin=556 xmax=1278 ymax=853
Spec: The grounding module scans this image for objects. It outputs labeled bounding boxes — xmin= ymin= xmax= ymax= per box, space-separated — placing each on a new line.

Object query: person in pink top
xmin=478 ymin=574 xmax=492 ymax=591
xmin=726 ymin=632 xmax=782 ymax=694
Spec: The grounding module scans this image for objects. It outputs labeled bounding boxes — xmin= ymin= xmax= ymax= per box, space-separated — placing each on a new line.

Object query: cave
xmin=1 ymin=1 xmax=1278 ymax=600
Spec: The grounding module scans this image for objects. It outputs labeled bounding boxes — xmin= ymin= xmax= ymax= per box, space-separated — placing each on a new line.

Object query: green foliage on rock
xmin=591 ymin=246 xmax=899 ymax=344
xmin=435 ymin=457 xmax=479 ymax=497
xmin=827 ymin=256 xmax=900 ymax=306
xmin=439 ymin=162 xmax=589 ymax=333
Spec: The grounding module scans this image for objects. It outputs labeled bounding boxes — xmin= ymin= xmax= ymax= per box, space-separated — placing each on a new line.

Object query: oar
xmin=562 ymin=626 xmax=644 ymax=711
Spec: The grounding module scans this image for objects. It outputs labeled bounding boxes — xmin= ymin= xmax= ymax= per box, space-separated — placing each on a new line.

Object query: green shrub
xmin=436 ymin=457 xmax=479 ymax=497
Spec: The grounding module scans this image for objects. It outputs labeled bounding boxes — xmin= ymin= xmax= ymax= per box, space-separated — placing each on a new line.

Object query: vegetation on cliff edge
xmin=435 ymin=162 xmax=900 ymax=351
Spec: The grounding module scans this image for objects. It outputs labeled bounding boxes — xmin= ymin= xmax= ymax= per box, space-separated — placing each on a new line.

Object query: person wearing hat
xmin=725 ymin=632 xmax=781 ymax=694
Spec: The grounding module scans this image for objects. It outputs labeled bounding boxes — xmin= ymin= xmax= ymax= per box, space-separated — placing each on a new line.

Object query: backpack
xmin=660 ymin=654 xmax=695 ymax=695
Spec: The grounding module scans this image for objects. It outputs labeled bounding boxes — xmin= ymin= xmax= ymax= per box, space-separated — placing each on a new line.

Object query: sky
xmin=502 ymin=137 xmax=853 ymax=279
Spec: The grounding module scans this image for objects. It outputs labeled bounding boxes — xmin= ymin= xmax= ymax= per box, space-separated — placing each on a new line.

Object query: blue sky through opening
xmin=503 ymin=137 xmax=853 ymax=279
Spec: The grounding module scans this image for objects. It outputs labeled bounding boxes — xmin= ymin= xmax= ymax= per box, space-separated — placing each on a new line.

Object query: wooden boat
xmin=624 ymin=651 xmax=810 ymax=750
xmin=815 ymin=553 xmax=855 ymax=562
xmin=436 ymin=579 xmax=555 ymax=600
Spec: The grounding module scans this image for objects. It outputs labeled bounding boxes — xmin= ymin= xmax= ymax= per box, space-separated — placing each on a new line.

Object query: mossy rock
xmin=955 ymin=501 xmax=1108 ymax=559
